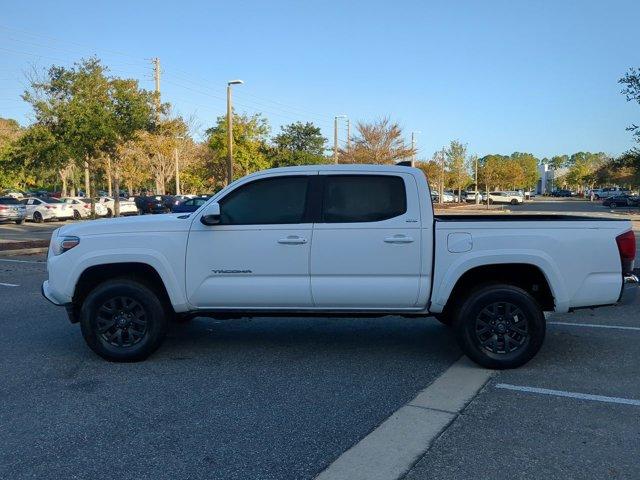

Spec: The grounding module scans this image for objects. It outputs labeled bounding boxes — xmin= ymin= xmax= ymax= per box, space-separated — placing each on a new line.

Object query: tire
xmin=610 ymin=202 xmax=617 ymax=209
xmin=594 ymin=195 xmax=600 ymax=200
xmin=79 ymin=278 xmax=169 ymax=362
xmin=33 ymin=211 xmax=43 ymax=223
xmin=453 ymin=284 xmax=545 ymax=369
xmin=73 ymin=209 xmax=82 ymax=220
xmin=106 ymin=208 xmax=113 ymax=218
xmin=510 ymin=199 xmax=518 ymax=205
xmin=15 ymin=219 xmax=25 ymax=225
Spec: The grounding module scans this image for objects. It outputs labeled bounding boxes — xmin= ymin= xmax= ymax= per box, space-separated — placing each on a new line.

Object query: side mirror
xmin=200 ymin=202 xmax=221 ymax=225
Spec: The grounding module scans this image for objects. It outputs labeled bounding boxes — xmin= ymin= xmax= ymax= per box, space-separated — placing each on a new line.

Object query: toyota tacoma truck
xmin=42 ymin=165 xmax=638 ymax=369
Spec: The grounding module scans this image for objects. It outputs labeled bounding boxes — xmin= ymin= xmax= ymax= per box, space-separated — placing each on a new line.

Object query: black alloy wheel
xmin=96 ymin=296 xmax=148 ymax=348
xmin=475 ymin=301 xmax=529 ymax=355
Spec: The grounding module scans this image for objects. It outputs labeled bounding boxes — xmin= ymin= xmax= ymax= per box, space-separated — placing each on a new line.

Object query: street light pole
xmin=334 ymin=115 xmax=347 ymax=163
xmin=346 ymin=118 xmax=351 ymax=151
xmin=226 ymin=80 xmax=243 ymax=185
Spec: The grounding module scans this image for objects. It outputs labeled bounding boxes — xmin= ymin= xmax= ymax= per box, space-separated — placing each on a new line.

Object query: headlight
xmin=52 ymin=236 xmax=80 ymax=255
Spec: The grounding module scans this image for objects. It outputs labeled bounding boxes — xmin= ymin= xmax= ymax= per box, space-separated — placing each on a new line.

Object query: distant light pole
xmin=346 ymin=118 xmax=351 ymax=151
xmin=334 ymin=115 xmax=347 ymax=163
xmin=175 ymin=135 xmax=184 ymax=195
xmin=226 ymin=79 xmax=244 ymax=184
xmin=411 ymin=131 xmax=421 ymax=164
xmin=474 ymin=154 xmax=479 ymax=205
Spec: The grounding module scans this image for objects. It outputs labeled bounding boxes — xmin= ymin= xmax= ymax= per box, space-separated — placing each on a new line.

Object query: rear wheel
xmin=106 ymin=208 xmax=113 ymax=218
xmin=453 ymin=284 xmax=545 ymax=369
xmin=610 ymin=202 xmax=617 ymax=209
xmin=33 ymin=211 xmax=43 ymax=223
xmin=510 ymin=199 xmax=518 ymax=205
xmin=15 ymin=219 xmax=25 ymax=225
xmin=73 ymin=209 xmax=81 ymax=220
xmin=80 ymin=278 xmax=169 ymax=362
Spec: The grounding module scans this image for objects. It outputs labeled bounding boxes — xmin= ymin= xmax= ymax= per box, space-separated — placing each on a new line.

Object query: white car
xmin=98 ymin=196 xmax=139 ymax=217
xmin=22 ymin=197 xmax=74 ymax=222
xmin=60 ymin=197 xmax=108 ymax=220
xmin=487 ymin=191 xmax=524 ymax=205
xmin=42 ymin=165 xmax=638 ymax=369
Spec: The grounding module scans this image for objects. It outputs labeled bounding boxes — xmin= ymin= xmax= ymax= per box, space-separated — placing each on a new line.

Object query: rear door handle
xmin=384 ymin=234 xmax=414 ymax=244
xmin=278 ymin=235 xmax=307 ymax=245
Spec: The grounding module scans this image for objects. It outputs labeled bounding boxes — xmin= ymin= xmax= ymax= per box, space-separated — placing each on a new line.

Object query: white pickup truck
xmin=42 ymin=165 xmax=638 ymax=368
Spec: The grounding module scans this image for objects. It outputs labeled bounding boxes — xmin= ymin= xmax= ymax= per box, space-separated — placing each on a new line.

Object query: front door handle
xmin=384 ymin=234 xmax=414 ymax=244
xmin=278 ymin=235 xmax=308 ymax=245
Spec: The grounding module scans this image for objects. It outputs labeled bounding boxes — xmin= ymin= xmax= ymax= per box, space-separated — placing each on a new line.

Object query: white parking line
xmin=548 ymin=321 xmax=640 ymax=332
xmin=0 ymin=282 xmax=19 ymax=287
xmin=0 ymin=258 xmax=45 ymax=264
xmin=315 ymin=357 xmax=494 ymax=480
xmin=495 ymin=383 xmax=640 ymax=406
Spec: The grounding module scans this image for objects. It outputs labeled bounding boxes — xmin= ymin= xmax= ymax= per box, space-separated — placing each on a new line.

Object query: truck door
xmin=310 ymin=172 xmax=422 ymax=308
xmin=186 ymin=172 xmax=315 ymax=308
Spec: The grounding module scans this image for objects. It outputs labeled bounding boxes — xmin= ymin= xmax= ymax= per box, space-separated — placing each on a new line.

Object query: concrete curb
xmin=315 ymin=357 xmax=495 ymax=480
xmin=0 ymin=247 xmax=48 ymax=256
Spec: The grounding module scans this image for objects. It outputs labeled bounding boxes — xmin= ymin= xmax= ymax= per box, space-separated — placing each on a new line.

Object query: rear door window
xmin=321 ymin=175 xmax=406 ymax=223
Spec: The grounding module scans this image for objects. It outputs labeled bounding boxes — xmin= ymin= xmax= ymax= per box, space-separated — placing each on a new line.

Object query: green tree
xmin=21 ymin=58 xmax=156 ymax=212
xmin=510 ymin=152 xmax=539 ymax=190
xmin=619 ymin=67 xmax=640 ymax=144
xmin=271 ymin=121 xmax=327 ymax=167
xmin=446 ymin=140 xmax=470 ymax=201
xmin=206 ymin=112 xmax=271 ymax=182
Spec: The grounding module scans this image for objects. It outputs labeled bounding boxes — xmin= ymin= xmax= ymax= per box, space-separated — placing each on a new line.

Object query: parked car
xmin=171 ymin=196 xmax=209 ymax=213
xmin=465 ymin=191 xmax=486 ymax=203
xmin=97 ymin=196 xmax=139 ymax=217
xmin=0 ymin=196 xmax=27 ymax=224
xmin=21 ymin=197 xmax=74 ymax=222
xmin=551 ymin=189 xmax=572 ymax=197
xmin=591 ymin=187 xmax=630 ymax=200
xmin=42 ymin=165 xmax=638 ymax=369
xmin=60 ymin=197 xmax=108 ymax=219
xmin=133 ymin=195 xmax=173 ymax=214
xmin=487 ymin=191 xmax=524 ymax=205
xmin=603 ymin=195 xmax=640 ymax=209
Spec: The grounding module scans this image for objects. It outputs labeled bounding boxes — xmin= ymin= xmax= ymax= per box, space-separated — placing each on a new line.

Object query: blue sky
xmin=1 ymin=0 xmax=638 ymax=159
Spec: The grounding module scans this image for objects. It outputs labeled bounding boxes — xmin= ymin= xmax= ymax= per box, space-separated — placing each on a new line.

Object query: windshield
xmin=0 ymin=197 xmax=20 ymax=204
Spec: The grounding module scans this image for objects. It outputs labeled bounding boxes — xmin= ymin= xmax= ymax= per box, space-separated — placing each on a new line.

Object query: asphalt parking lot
xmin=1 ymin=198 xmax=639 ymax=480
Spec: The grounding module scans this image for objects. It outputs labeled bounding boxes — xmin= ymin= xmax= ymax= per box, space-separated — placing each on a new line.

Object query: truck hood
xmin=58 ymin=213 xmax=192 ymax=237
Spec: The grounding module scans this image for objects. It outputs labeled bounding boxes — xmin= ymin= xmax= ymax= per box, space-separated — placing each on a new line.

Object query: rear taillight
xmin=616 ymin=230 xmax=636 ymax=275
xmin=0 ymin=205 xmax=7 ymax=210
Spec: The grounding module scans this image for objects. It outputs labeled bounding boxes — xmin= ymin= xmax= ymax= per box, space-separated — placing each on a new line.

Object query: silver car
xmin=0 ymin=196 xmax=27 ymax=224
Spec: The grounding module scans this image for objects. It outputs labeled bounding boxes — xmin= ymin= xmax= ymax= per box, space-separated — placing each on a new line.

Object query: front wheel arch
xmin=72 ymin=262 xmax=174 ymax=324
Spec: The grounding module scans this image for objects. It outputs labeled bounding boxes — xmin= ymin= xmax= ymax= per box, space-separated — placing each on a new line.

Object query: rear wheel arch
xmin=441 ymin=263 xmax=555 ymax=317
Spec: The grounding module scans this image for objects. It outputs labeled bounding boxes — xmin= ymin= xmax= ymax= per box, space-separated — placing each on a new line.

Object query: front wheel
xmin=15 ymin=219 xmax=25 ymax=225
xmin=106 ymin=208 xmax=113 ymax=218
xmin=510 ymin=199 xmax=518 ymax=205
xmin=33 ymin=211 xmax=43 ymax=223
xmin=453 ymin=284 xmax=545 ymax=369
xmin=609 ymin=202 xmax=617 ymax=209
xmin=80 ymin=278 xmax=169 ymax=362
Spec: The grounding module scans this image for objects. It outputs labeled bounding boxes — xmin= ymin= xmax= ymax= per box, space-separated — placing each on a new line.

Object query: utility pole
xmin=226 ymin=80 xmax=243 ymax=185
xmin=439 ymin=148 xmax=445 ymax=205
xmin=334 ymin=115 xmax=346 ymax=163
xmin=346 ymin=118 xmax=351 ymax=151
xmin=152 ymin=58 xmax=161 ymax=119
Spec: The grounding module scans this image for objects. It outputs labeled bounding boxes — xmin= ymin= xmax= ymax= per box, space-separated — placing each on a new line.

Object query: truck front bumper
xmin=619 ymin=274 xmax=639 ymax=305
xmin=42 ymin=280 xmax=78 ymax=323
